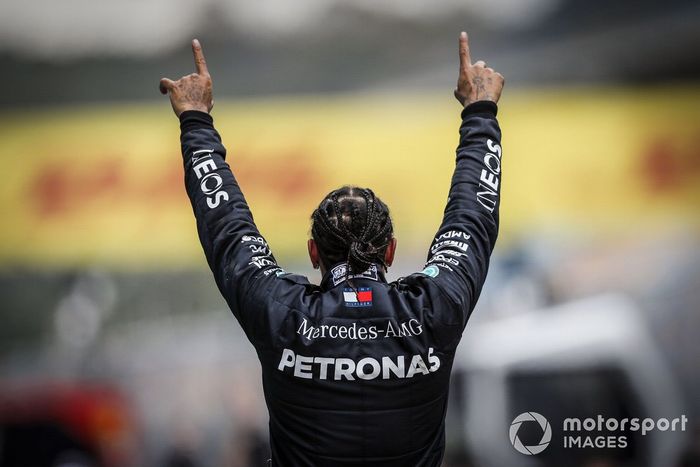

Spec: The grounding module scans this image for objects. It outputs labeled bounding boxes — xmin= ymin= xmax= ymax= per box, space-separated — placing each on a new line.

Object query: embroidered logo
xmin=331 ymin=263 xmax=379 ymax=286
xmin=343 ymin=287 xmax=373 ymax=307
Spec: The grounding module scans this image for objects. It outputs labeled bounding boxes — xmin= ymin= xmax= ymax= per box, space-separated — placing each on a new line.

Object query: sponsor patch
xmin=331 ymin=263 xmax=379 ymax=286
xmin=421 ymin=265 xmax=440 ymax=278
xmin=343 ymin=287 xmax=373 ymax=307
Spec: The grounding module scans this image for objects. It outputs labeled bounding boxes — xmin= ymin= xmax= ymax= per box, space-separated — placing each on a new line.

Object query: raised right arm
xmin=421 ymin=32 xmax=505 ymax=327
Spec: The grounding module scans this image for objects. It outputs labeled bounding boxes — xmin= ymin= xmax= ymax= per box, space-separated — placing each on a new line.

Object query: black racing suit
xmin=179 ymin=100 xmax=502 ymax=466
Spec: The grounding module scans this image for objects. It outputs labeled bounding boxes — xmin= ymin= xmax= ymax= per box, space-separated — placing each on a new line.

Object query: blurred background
xmin=0 ymin=0 xmax=699 ymax=466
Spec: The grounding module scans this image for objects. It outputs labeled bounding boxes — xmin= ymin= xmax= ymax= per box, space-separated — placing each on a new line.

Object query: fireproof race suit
xmin=179 ymin=100 xmax=502 ymax=467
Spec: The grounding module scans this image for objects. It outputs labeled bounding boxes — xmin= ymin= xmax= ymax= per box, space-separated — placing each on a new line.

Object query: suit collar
xmin=321 ymin=262 xmax=387 ymax=290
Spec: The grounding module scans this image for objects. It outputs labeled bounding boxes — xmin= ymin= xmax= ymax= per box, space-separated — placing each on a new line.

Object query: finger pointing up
xmin=192 ymin=39 xmax=209 ymax=76
xmin=458 ymin=31 xmax=471 ymax=70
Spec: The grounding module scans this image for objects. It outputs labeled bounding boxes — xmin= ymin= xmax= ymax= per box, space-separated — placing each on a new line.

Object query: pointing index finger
xmin=192 ymin=39 xmax=209 ymax=76
xmin=459 ymin=31 xmax=471 ymax=70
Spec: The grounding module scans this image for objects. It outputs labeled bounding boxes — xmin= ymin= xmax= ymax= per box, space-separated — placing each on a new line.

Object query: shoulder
xmin=392 ymin=266 xmax=445 ymax=293
xmin=276 ymin=271 xmax=313 ymax=285
xmin=392 ymin=269 xmax=466 ymax=326
xmin=266 ymin=271 xmax=322 ymax=303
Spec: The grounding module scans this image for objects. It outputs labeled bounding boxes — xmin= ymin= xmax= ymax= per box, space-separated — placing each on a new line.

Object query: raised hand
xmin=159 ymin=39 xmax=214 ymax=117
xmin=454 ymin=32 xmax=504 ymax=107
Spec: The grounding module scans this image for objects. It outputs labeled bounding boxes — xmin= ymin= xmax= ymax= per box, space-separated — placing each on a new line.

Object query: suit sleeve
xmin=179 ymin=110 xmax=284 ymax=340
xmin=420 ymin=101 xmax=503 ymax=326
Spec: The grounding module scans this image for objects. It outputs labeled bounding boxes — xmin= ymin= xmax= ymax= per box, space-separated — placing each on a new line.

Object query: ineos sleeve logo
xmin=476 ymin=138 xmax=503 ymax=213
xmin=190 ymin=149 xmax=230 ymax=208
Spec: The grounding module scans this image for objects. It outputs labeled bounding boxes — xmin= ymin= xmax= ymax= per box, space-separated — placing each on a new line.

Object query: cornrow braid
xmin=310 ymin=186 xmax=394 ymax=280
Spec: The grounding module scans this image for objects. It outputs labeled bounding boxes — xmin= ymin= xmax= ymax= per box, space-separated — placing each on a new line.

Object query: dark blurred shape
xmin=0 ymin=382 xmax=137 ymax=467
xmin=676 ymin=427 xmax=700 ymax=467
xmin=0 ymin=421 xmax=97 ymax=467
xmin=161 ymin=422 xmax=201 ymax=467
xmin=509 ymin=368 xmax=642 ymax=466
xmin=222 ymin=427 xmax=270 ymax=467
xmin=162 ymin=448 xmax=198 ymax=467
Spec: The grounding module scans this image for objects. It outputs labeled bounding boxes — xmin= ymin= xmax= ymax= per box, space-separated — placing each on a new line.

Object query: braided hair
xmin=311 ymin=186 xmax=394 ymax=276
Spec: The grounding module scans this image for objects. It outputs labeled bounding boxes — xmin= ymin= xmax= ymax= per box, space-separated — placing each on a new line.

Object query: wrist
xmin=462 ymin=100 xmax=498 ymax=118
xmin=462 ymin=96 xmax=497 ymax=107
xmin=179 ymin=110 xmax=214 ymax=133
xmin=177 ymin=104 xmax=210 ymax=117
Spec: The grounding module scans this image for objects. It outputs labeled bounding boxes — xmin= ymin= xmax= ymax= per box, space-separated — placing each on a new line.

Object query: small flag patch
xmin=343 ymin=287 xmax=373 ymax=307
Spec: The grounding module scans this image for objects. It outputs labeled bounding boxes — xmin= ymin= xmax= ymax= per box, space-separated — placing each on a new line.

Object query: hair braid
xmin=346 ymin=189 xmax=380 ymax=274
xmin=310 ymin=186 xmax=394 ymax=279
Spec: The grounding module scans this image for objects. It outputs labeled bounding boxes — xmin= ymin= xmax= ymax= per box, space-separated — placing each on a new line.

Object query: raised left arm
xmin=161 ymin=40 xmax=283 ymax=340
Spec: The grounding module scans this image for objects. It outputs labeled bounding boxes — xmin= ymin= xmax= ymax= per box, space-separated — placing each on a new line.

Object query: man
xmin=160 ymin=32 xmax=504 ymax=466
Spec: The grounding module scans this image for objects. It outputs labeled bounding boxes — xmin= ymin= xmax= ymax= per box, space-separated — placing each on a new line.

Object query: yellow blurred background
xmin=2 ymin=88 xmax=698 ymax=269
